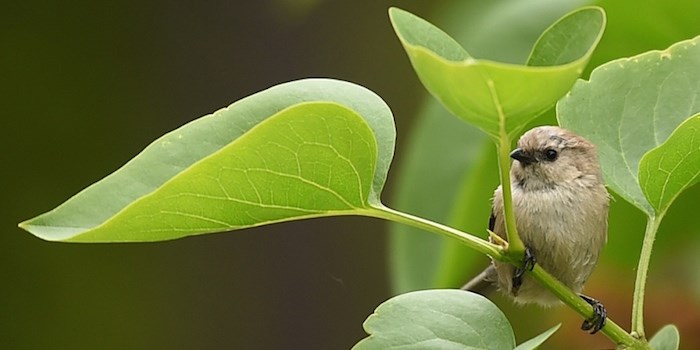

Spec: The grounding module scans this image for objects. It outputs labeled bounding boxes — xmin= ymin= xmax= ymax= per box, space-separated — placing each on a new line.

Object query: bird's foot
xmin=512 ymin=247 xmax=536 ymax=292
xmin=580 ymin=294 xmax=606 ymax=334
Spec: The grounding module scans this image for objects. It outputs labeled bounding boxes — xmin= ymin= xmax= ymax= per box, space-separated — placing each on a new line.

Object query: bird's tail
xmin=461 ymin=265 xmax=498 ymax=296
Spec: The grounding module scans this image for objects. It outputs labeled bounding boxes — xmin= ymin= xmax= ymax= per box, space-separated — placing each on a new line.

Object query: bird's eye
xmin=544 ymin=149 xmax=558 ymax=161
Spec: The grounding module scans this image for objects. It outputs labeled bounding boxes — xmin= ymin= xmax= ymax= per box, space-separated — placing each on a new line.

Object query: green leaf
xmin=557 ymin=36 xmax=700 ymax=217
xmin=513 ymin=324 xmax=560 ymax=350
xmin=353 ymin=290 xmax=516 ymax=350
xmin=19 ymin=79 xmax=396 ymax=242
xmin=639 ymin=114 xmax=700 ymax=216
xmin=649 ymin=325 xmax=680 ymax=350
xmin=389 ymin=6 xmax=605 ymax=139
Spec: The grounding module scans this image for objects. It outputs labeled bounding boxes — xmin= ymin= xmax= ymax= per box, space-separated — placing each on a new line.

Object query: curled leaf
xmin=390 ymin=6 xmax=605 ymax=139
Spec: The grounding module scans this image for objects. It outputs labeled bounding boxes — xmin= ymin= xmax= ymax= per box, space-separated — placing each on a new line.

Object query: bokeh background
xmin=3 ymin=1 xmax=699 ymax=349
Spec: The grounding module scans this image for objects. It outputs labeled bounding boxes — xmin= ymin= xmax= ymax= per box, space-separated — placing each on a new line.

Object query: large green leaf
xmin=570 ymin=0 xmax=700 ymax=273
xmin=353 ymin=290 xmax=560 ymax=350
xmin=649 ymin=325 xmax=680 ymax=350
xmin=639 ymin=114 xmax=700 ymax=216
xmin=353 ymin=290 xmax=516 ymax=350
xmin=389 ymin=6 xmax=605 ymax=139
xmin=19 ymin=79 xmax=396 ymax=242
xmin=558 ymin=36 xmax=700 ymax=217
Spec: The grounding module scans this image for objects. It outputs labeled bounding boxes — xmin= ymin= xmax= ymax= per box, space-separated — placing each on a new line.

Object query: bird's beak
xmin=510 ymin=148 xmax=536 ymax=165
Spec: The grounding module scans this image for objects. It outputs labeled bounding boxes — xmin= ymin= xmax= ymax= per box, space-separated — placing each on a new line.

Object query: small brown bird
xmin=463 ymin=125 xmax=610 ymax=334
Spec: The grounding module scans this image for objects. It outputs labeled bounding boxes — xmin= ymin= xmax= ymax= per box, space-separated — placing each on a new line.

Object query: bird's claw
xmin=580 ymin=294 xmax=607 ymax=334
xmin=512 ymin=247 xmax=536 ymax=292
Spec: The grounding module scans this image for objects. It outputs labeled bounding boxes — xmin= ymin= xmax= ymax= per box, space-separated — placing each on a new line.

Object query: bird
xmin=462 ymin=125 xmax=610 ymax=334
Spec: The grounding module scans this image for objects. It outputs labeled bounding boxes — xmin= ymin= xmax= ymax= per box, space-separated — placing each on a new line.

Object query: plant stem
xmin=496 ymin=135 xmax=525 ymax=255
xmin=529 ymin=265 xmax=646 ymax=349
xmin=631 ymin=214 xmax=664 ymax=339
xmin=487 ymin=77 xmax=524 ymax=256
xmin=363 ymin=206 xmax=502 ymax=259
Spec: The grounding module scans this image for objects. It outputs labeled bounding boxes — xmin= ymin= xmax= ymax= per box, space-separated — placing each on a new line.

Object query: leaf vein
xmin=159 ymin=210 xmax=233 ymax=227
xmin=244 ymin=167 xmax=357 ymax=208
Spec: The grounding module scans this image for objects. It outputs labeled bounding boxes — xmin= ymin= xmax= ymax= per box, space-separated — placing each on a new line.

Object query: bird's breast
xmin=510 ymin=184 xmax=607 ymax=289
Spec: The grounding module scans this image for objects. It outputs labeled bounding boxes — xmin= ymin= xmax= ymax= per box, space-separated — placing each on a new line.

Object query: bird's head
xmin=510 ymin=126 xmax=602 ymax=190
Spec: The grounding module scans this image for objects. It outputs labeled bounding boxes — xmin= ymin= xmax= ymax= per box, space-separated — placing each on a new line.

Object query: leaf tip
xmin=649 ymin=324 xmax=680 ymax=350
xmin=17 ymin=218 xmax=82 ymax=242
xmin=387 ymin=6 xmax=406 ymax=24
xmin=574 ymin=5 xmax=607 ymax=23
xmin=17 ymin=217 xmax=39 ymax=235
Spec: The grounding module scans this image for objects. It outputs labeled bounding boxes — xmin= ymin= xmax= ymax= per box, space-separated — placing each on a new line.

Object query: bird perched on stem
xmin=462 ymin=125 xmax=610 ymax=334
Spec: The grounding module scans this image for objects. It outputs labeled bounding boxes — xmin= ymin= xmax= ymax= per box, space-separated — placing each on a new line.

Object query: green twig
xmin=488 ymin=77 xmax=525 ymax=256
xmin=631 ymin=214 xmax=664 ymax=340
xmin=496 ymin=135 xmax=525 ymax=255
xmin=362 ymin=206 xmax=502 ymax=258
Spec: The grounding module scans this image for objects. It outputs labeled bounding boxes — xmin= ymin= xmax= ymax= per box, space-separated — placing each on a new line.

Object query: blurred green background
xmin=3 ymin=1 xmax=699 ymax=349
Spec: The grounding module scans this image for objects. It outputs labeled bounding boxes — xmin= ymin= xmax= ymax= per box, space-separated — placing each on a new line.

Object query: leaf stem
xmin=363 ymin=206 xmax=502 ymax=259
xmin=497 ymin=134 xmax=525 ymax=255
xmin=631 ymin=214 xmax=664 ymax=340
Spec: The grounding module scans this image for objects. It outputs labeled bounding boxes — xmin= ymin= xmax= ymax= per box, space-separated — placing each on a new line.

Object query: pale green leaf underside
xmin=389 ymin=6 xmax=604 ymax=139
xmin=558 ymin=36 xmax=700 ymax=216
xmin=20 ymin=79 xmax=395 ymax=242
xmin=639 ymin=114 xmax=700 ymax=216
xmin=353 ymin=290 xmax=515 ymax=350
xmin=649 ymin=324 xmax=680 ymax=350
